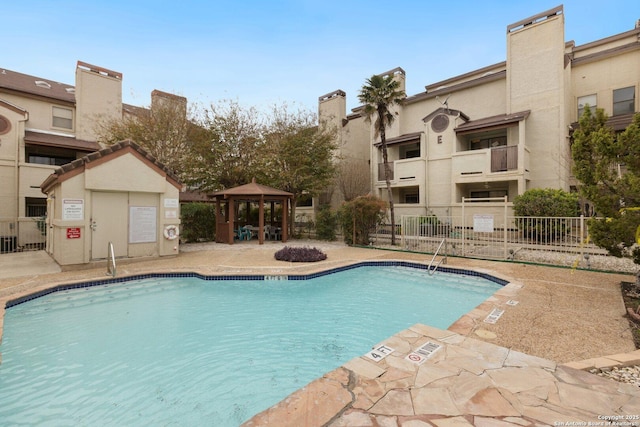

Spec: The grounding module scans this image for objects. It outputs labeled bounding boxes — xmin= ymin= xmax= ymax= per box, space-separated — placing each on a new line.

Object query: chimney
xmin=151 ymin=90 xmax=187 ymax=117
xmin=75 ymin=61 xmax=122 ymax=141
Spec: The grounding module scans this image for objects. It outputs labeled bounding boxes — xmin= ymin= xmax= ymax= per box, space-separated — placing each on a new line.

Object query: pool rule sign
xmin=129 ymin=206 xmax=157 ymax=243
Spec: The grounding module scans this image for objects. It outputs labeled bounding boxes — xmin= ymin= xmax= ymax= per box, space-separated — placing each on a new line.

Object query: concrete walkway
xmin=1 ymin=241 xmax=639 ymax=426
xmin=0 ymin=250 xmax=60 ymax=279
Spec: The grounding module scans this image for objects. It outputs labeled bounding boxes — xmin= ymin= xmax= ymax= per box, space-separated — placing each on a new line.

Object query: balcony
xmin=453 ymin=146 xmax=520 ymax=178
xmin=377 ymin=162 xmax=394 ymax=181
xmin=490 ymin=146 xmax=517 ymax=172
xmin=377 ymin=158 xmax=424 ymax=182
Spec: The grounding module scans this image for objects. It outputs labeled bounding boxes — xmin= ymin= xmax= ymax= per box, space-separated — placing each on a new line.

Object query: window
xmin=0 ymin=115 xmax=10 ymax=135
xmin=613 ymin=86 xmax=635 ymax=116
xmin=26 ymin=197 xmax=47 ymax=217
xmin=26 ymin=145 xmax=76 ymax=166
xmin=403 ymin=193 xmax=419 ymax=204
xmin=577 ymin=94 xmax=596 ymax=118
xmin=399 ymin=142 xmax=420 ymax=159
xmin=52 ymin=106 xmax=73 ymax=129
xmin=469 ymin=189 xmax=508 ymax=200
xmin=297 ymin=194 xmax=313 ymax=207
xmin=468 ymin=135 xmax=507 ymax=150
xmin=400 ymin=187 xmax=419 ymax=204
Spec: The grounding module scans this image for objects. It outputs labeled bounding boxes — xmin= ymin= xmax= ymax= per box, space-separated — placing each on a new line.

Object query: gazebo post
xmin=228 ymin=197 xmax=235 ymax=245
xmin=258 ymin=195 xmax=264 ymax=244
xmin=282 ymin=196 xmax=289 ymax=243
xmin=270 ymin=201 xmax=275 ymax=226
xmin=215 ymin=198 xmax=221 ymax=243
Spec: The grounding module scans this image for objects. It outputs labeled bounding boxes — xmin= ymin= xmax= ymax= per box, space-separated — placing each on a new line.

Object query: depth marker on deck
xmin=365 ymin=344 xmax=395 ymax=362
xmin=264 ymin=275 xmax=288 ymax=281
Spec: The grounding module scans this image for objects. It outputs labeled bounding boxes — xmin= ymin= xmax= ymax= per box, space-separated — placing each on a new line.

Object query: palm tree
xmin=358 ymin=73 xmax=405 ymax=245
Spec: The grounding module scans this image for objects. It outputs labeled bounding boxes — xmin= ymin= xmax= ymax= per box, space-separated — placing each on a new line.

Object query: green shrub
xmin=36 ymin=216 xmax=47 ymax=236
xmin=315 ymin=205 xmax=338 ymax=241
xmin=588 ymin=211 xmax=640 ymax=262
xmin=513 ymin=188 xmax=579 ymax=241
xmin=180 ymin=203 xmax=216 ymax=242
xmin=294 ymin=213 xmax=314 ymax=238
xmin=339 ymin=195 xmax=387 ymax=245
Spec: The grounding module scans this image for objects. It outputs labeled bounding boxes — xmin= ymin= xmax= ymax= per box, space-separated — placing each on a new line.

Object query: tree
xmin=572 ymin=106 xmax=640 ymax=281
xmin=338 ymin=194 xmax=387 ymax=245
xmin=189 ymin=100 xmax=265 ymax=191
xmin=258 ymin=104 xmax=338 ymax=237
xmin=358 ymin=74 xmax=405 ymax=245
xmin=336 ymin=159 xmax=370 ymax=201
xmin=315 ymin=204 xmax=338 ymax=241
xmin=97 ymin=98 xmax=201 ymax=183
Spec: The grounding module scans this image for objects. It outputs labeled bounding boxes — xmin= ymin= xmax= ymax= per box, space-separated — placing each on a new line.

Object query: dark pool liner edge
xmin=5 ymin=261 xmax=508 ymax=309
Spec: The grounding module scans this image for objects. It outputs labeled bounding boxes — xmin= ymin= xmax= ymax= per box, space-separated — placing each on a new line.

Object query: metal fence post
xmin=580 ymin=214 xmax=584 ymax=259
xmin=504 ymin=195 xmax=508 ymax=259
xmin=461 ymin=197 xmax=466 ymax=257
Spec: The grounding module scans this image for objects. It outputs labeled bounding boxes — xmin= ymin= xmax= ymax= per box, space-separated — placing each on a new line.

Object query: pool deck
xmin=1 ymin=241 xmax=640 ymax=426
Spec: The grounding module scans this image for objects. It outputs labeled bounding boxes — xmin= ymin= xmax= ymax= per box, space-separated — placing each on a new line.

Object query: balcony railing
xmin=491 ymin=146 xmax=518 ymax=172
xmin=377 ymin=162 xmax=394 ymax=181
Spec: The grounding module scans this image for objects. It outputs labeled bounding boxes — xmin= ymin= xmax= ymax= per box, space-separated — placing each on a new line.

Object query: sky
xmin=4 ymin=1 xmax=640 ymax=114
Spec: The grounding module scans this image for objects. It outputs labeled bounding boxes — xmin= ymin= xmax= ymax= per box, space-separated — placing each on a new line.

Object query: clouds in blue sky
xmin=4 ymin=1 xmax=639 ymax=112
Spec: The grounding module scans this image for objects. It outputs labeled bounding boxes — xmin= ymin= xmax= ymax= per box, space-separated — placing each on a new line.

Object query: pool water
xmin=0 ymin=265 xmax=502 ymax=426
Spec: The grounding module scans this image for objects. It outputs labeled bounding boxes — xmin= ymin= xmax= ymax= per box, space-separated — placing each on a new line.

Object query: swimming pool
xmin=0 ymin=262 xmax=504 ymax=426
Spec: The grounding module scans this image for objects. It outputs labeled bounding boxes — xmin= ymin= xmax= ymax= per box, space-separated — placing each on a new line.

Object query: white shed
xmin=40 ymin=140 xmax=182 ymax=266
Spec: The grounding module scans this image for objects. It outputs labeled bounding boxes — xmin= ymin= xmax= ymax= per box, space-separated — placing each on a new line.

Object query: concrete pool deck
xmin=1 ymin=241 xmax=639 ymax=425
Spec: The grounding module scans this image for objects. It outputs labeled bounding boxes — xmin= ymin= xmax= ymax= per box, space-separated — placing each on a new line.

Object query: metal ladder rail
xmin=428 ymin=238 xmax=447 ymax=276
xmin=107 ymin=241 xmax=116 ymax=277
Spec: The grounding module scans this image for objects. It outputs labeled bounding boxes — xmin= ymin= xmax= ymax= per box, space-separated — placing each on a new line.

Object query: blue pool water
xmin=0 ymin=264 xmax=502 ymax=426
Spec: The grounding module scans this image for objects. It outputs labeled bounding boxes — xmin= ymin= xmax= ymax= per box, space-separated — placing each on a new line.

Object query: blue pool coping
xmin=4 ymin=260 xmax=509 ymax=309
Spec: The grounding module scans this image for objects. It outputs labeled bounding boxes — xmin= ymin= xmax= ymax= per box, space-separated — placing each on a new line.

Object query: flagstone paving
xmin=243 ymin=324 xmax=640 ymax=426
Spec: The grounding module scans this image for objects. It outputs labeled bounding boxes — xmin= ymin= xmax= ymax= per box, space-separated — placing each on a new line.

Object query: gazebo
xmin=212 ymin=179 xmax=294 ymax=245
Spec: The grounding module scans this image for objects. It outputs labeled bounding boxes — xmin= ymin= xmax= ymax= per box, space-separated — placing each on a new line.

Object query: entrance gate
xmin=400 ymin=196 xmax=510 ymax=259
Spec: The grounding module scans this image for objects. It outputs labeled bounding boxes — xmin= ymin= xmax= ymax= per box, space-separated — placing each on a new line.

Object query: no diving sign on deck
xmin=405 ymin=341 xmax=442 ymax=365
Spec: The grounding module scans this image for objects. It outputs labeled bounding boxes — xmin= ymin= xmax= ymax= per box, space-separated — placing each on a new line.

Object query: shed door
xmin=91 ymin=192 xmax=128 ymax=260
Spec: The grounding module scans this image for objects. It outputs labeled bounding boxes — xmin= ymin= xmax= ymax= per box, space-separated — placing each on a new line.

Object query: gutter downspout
xmin=15 ymin=113 xmax=28 ymax=242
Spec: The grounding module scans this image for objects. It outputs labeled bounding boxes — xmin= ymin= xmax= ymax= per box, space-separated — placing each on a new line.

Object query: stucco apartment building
xmin=0 ymin=61 xmax=182 ymax=252
xmin=318 ymin=5 xmax=639 ymax=221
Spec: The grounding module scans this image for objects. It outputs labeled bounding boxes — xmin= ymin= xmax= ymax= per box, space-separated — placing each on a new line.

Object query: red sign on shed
xmin=66 ymin=227 xmax=81 ymax=239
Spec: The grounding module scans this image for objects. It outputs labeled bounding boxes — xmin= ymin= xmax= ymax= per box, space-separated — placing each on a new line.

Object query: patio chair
xmin=236 ymin=226 xmax=251 ymax=241
xmin=269 ymin=226 xmax=281 ymax=241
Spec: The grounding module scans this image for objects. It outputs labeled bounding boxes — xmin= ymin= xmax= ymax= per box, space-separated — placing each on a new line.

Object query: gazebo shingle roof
xmin=213 ymin=179 xmax=293 ymax=198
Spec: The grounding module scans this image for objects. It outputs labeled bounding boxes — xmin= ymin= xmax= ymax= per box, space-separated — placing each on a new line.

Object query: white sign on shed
xmin=129 ymin=206 xmax=157 ymax=243
xmin=62 ymin=199 xmax=84 ymax=220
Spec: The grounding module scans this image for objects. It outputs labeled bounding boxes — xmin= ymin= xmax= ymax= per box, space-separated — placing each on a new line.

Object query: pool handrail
xmin=107 ymin=241 xmax=116 ymax=277
xmin=428 ymin=238 xmax=447 ymax=275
